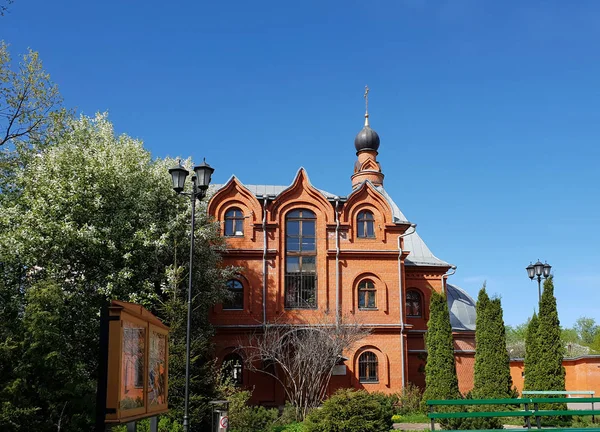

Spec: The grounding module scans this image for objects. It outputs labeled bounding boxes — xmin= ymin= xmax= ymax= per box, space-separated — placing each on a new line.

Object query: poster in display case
xmin=98 ymin=300 xmax=169 ymax=427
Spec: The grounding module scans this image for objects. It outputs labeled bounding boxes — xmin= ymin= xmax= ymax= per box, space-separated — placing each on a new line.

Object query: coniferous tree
xmin=422 ymin=290 xmax=460 ymax=408
xmin=472 ymin=287 xmax=513 ymax=429
xmin=524 ymin=312 xmax=540 ymax=391
xmin=473 ymin=287 xmax=513 ymax=399
xmin=536 ymin=277 xmax=566 ymax=392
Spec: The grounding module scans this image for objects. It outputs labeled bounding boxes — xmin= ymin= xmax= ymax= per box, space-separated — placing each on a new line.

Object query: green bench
xmin=427 ymin=397 xmax=600 ymax=431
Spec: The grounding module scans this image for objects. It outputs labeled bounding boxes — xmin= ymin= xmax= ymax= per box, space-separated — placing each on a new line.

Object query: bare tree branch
xmin=238 ymin=313 xmax=370 ymax=421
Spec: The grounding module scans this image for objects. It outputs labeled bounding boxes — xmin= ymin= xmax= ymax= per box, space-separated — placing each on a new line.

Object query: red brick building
xmin=207 ymin=108 xmax=477 ymax=404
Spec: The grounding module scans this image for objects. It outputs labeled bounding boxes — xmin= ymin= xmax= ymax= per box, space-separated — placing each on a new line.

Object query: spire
xmin=364 ymin=85 xmax=370 ymax=126
xmin=352 ymin=86 xmax=384 ymax=189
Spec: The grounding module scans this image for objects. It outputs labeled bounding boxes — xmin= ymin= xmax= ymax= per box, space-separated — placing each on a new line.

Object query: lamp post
xmin=526 ymin=260 xmax=552 ymax=303
xmin=169 ymin=158 xmax=214 ymax=432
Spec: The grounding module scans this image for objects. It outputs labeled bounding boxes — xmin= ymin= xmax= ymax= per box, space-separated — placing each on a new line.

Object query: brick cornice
xmin=223 ymin=249 xmax=277 ymax=258
xmin=326 ymin=249 xmax=403 ymax=258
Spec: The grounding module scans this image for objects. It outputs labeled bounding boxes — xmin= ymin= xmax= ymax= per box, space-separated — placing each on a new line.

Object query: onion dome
xmin=354 ymin=114 xmax=380 ymax=152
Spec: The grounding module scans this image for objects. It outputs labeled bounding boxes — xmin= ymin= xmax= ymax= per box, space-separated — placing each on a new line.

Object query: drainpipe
xmin=398 ymin=223 xmax=417 ymax=389
xmin=262 ymin=195 xmax=268 ymax=326
xmin=441 ymin=265 xmax=457 ymax=295
xmin=334 ymin=197 xmax=341 ymax=327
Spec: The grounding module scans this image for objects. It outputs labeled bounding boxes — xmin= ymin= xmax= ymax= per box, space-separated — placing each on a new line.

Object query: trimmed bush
xmin=304 ymin=389 xmax=394 ymax=432
xmin=524 ymin=312 xmax=540 ymax=390
xmin=471 ymin=287 xmax=513 ymax=430
xmin=421 ymin=291 xmax=460 ymax=408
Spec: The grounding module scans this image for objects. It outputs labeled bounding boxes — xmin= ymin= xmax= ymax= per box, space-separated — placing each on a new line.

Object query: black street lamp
xmin=169 ymin=158 xmax=214 ymax=432
xmin=526 ymin=260 xmax=552 ymax=303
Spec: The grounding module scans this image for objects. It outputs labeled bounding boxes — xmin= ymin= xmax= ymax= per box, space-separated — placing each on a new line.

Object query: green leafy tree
xmin=0 ymin=42 xmax=69 ymax=201
xmin=505 ymin=321 xmax=529 ymax=346
xmin=0 ymin=113 xmax=232 ymax=431
xmin=0 ymin=41 xmax=65 ymax=147
xmin=422 ymin=291 xmax=460 ymax=408
xmin=524 ymin=312 xmax=540 ymax=391
xmin=591 ymin=333 xmax=600 ymax=354
xmin=573 ymin=317 xmax=599 ymax=345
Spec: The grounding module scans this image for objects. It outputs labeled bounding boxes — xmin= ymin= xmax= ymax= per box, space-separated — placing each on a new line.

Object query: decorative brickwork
xmin=207 ymin=115 xmax=477 ymax=404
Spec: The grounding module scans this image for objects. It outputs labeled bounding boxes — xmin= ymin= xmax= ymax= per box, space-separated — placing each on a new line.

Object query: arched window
xmin=357 ymin=210 xmax=375 ymax=238
xmin=224 ymin=208 xmax=244 ymax=236
xmin=358 ymin=351 xmax=378 ymax=383
xmin=358 ymin=280 xmax=376 ymax=309
xmin=285 ymin=209 xmax=317 ymax=308
xmin=223 ymin=353 xmax=243 ymax=385
xmin=406 ymin=289 xmax=422 ymax=317
xmin=223 ymin=279 xmax=244 ymax=310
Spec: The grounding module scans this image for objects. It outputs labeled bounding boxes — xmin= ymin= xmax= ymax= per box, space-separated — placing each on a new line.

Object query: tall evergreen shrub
xmin=524 ymin=312 xmax=540 ymax=391
xmin=536 ymin=277 xmax=566 ymax=392
xmin=422 ymin=291 xmax=460 ymax=407
xmin=524 ymin=278 xmax=568 ymax=425
xmin=473 ymin=288 xmax=513 ymax=399
xmin=472 ymin=287 xmax=513 ymax=429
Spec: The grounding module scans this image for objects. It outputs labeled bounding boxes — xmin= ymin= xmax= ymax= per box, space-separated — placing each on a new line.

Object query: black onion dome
xmin=354 ymin=123 xmax=380 ymax=152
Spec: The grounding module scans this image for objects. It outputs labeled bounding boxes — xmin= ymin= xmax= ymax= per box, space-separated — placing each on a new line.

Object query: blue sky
xmin=4 ymin=0 xmax=599 ymax=327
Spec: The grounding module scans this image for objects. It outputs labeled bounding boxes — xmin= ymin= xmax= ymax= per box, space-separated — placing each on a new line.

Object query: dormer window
xmin=357 ymin=210 xmax=375 ymax=238
xmin=225 ymin=208 xmax=244 ymax=236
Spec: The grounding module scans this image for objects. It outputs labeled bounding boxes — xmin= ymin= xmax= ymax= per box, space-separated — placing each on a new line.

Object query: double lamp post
xmin=526 ymin=260 xmax=552 ymax=303
xmin=168 ymin=159 xmax=215 ymax=432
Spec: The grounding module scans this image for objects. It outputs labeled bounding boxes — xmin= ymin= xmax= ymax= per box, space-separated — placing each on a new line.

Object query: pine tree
xmin=422 ymin=290 xmax=460 ymax=408
xmin=473 ymin=287 xmax=513 ymax=399
xmin=524 ymin=312 xmax=539 ymax=391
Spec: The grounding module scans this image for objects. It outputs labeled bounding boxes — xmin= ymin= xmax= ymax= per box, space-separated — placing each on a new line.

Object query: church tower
xmin=351 ymin=86 xmax=384 ymax=189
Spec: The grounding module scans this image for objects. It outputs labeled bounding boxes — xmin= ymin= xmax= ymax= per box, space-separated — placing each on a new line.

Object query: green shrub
xmin=217 ymin=378 xmax=279 ymax=432
xmin=391 ymin=414 xmax=402 ymax=423
xmin=270 ymin=423 xmax=307 ymax=432
xmin=394 ymin=382 xmax=422 ymax=415
xmin=109 ymin=417 xmax=183 ymax=432
xmin=304 ymin=389 xmax=394 ymax=432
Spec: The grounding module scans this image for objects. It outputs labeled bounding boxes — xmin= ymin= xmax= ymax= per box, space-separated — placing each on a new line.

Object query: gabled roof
xmin=210 ymin=177 xmax=451 ymax=268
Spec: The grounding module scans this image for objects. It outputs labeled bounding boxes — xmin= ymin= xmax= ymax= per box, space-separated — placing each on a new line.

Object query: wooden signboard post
xmin=96 ymin=300 xmax=169 ymax=431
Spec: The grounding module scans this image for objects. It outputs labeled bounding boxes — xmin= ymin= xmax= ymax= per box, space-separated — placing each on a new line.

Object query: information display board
xmin=102 ymin=300 xmax=169 ymax=425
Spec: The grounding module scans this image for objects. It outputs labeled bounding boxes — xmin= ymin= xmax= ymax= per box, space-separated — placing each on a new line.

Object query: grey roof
xmin=211 ymin=176 xmax=451 ymax=268
xmin=403 ymin=233 xmax=451 ymax=267
xmin=373 ymin=186 xmax=408 ymax=223
xmin=241 ymin=184 xmax=338 ymax=200
xmin=446 ymin=284 xmax=477 ymax=331
xmin=374 ymin=185 xmax=451 ymax=267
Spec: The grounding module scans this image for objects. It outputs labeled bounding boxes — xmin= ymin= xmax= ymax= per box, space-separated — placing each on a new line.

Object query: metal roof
xmin=211 ymin=177 xmax=451 ymax=268
xmin=446 ymin=284 xmax=477 ymax=331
